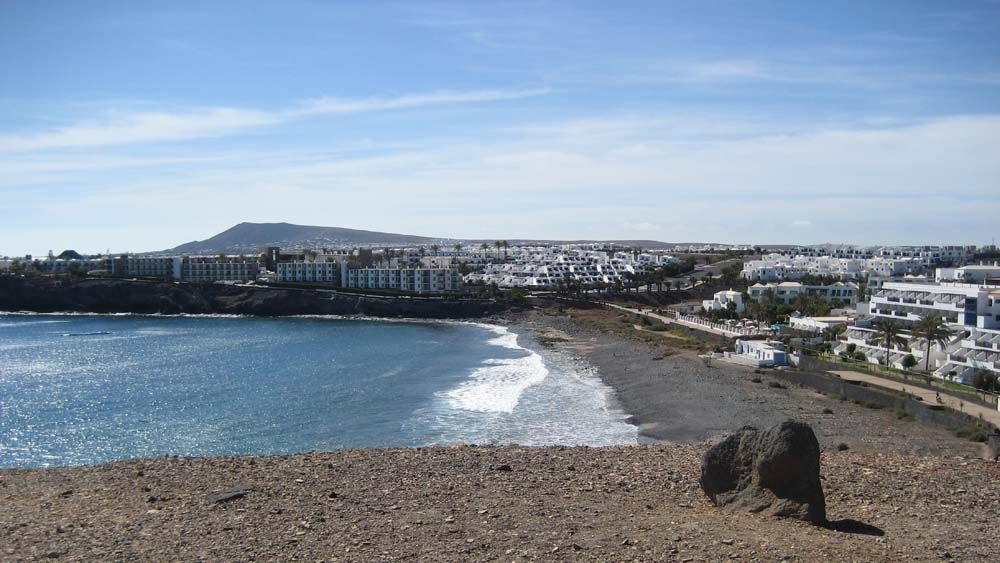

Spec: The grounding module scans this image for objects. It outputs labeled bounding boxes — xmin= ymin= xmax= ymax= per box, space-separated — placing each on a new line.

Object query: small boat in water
xmin=62 ymin=331 xmax=112 ymax=337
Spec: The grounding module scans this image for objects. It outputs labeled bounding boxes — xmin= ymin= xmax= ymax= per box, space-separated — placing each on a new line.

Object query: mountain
xmin=165 ymin=222 xmax=441 ymax=254
xmin=160 ymin=222 xmax=731 ymax=255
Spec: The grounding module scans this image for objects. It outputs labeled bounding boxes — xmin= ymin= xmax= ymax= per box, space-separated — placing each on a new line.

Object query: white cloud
xmin=0 ymin=88 xmax=550 ymax=152
xmin=5 ymin=112 xmax=1000 ymax=252
xmin=292 ymin=88 xmax=550 ymax=116
xmin=0 ymin=108 xmax=278 ymax=152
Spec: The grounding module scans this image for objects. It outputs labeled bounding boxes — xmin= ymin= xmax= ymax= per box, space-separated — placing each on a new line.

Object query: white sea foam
xmin=440 ymin=326 xmax=548 ymax=413
xmin=0 ymin=319 xmax=72 ymax=327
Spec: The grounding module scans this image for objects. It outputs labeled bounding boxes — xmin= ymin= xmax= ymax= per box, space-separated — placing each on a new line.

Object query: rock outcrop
xmin=700 ymin=420 xmax=826 ymax=524
xmin=0 ymin=275 xmax=511 ymax=319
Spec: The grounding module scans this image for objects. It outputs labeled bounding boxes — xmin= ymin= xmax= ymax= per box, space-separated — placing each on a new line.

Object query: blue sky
xmin=2 ymin=0 xmax=999 ymax=254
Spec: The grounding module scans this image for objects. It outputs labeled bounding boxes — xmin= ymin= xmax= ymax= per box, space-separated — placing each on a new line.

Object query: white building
xmin=935 ymin=264 xmax=1000 ymax=284
xmin=466 ymin=247 xmax=659 ymax=288
xmin=347 ymin=268 xmax=462 ymax=293
xmin=869 ymin=281 xmax=1000 ymax=330
xmin=834 ymin=280 xmax=1000 ymax=383
xmin=109 ymin=255 xmax=260 ymax=282
xmin=726 ymin=339 xmax=790 ymax=367
xmin=181 ymin=256 xmax=260 ymax=283
xmin=788 ymin=315 xmax=851 ymax=333
xmin=742 ymin=253 xmax=922 ymax=281
xmin=702 ymin=289 xmax=746 ymax=314
xmin=747 ymin=281 xmax=859 ymax=306
xmin=276 ymin=259 xmax=344 ymax=284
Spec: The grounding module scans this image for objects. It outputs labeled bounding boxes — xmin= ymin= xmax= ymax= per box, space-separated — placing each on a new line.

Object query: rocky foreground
xmin=3 ymin=445 xmax=998 ymax=562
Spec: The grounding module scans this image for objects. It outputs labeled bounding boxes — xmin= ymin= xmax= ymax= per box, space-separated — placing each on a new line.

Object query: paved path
xmin=830 ymin=370 xmax=1000 ymax=428
xmin=604 ymin=302 xmax=759 ymax=338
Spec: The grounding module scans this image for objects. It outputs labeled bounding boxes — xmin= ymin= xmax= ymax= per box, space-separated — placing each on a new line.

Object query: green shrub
xmin=822 ymin=408 xmax=834 ymax=414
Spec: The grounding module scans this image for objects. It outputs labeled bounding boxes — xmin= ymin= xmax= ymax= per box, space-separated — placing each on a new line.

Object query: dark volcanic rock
xmin=700 ymin=420 xmax=826 ymax=524
xmin=0 ymin=275 xmax=510 ymax=319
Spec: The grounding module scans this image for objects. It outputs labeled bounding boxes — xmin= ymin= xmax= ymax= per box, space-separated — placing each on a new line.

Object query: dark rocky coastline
xmin=0 ymin=275 xmax=510 ymax=319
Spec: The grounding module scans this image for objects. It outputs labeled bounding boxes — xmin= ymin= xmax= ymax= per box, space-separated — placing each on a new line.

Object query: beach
xmin=505 ymin=307 xmax=984 ymax=458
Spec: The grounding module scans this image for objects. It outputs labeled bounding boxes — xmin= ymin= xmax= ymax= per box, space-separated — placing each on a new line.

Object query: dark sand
xmin=507 ymin=308 xmax=983 ymax=458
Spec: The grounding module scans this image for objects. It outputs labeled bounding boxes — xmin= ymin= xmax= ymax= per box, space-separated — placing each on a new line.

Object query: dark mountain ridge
xmin=160 ymin=222 xmax=738 ymax=254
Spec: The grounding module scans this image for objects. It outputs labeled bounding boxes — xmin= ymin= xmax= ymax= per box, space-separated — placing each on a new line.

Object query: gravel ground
xmin=3 ymin=445 xmax=998 ymax=562
xmin=505 ymin=308 xmax=983 ymax=458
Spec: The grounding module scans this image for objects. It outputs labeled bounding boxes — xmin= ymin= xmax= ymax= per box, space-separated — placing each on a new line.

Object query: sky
xmin=2 ymin=0 xmax=999 ymax=255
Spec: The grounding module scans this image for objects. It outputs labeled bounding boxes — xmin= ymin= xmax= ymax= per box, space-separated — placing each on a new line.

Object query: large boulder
xmin=700 ymin=420 xmax=826 ymax=524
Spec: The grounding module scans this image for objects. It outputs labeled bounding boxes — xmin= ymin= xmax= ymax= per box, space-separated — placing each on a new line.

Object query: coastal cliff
xmin=0 ymin=276 xmax=509 ymax=319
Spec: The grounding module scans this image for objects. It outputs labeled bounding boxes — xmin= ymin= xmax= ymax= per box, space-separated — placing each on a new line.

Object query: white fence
xmin=673 ymin=312 xmax=764 ymax=338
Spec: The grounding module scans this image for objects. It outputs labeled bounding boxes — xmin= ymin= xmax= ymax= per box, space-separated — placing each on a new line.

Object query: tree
xmin=430 ymin=244 xmax=440 ymax=255
xmin=501 ymin=240 xmax=509 ymax=261
xmin=872 ymin=320 xmax=908 ymax=367
xmin=912 ymin=314 xmax=954 ymax=372
xmin=972 ymin=370 xmax=999 ymax=392
xmin=494 ymin=240 xmax=502 ymax=259
xmin=480 ymin=242 xmax=489 ymax=260
xmin=902 ymin=354 xmax=918 ymax=370
xmin=453 ymin=243 xmax=463 ymax=254
xmin=822 ymin=323 xmax=846 ymax=342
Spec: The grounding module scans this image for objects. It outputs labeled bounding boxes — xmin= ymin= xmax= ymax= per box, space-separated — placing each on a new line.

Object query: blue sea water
xmin=0 ymin=314 xmax=636 ymax=467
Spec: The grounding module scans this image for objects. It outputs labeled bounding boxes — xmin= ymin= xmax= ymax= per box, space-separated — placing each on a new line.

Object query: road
xmin=830 ymin=370 xmax=1000 ymax=427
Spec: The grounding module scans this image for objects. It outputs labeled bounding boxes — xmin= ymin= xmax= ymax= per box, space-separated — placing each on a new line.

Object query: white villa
xmin=725 ymin=339 xmax=790 ymax=367
xmin=703 ymin=289 xmax=746 ymax=314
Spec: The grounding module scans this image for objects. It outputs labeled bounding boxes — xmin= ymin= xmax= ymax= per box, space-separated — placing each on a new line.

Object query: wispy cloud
xmin=292 ymin=88 xmax=550 ymax=116
xmin=11 ymin=112 xmax=997 ymax=251
xmin=0 ymin=88 xmax=550 ymax=152
xmin=0 ymin=108 xmax=278 ymax=152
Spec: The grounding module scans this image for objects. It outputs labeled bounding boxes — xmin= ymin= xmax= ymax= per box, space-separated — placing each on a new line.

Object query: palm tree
xmin=494 ymin=240 xmax=502 ymax=259
xmin=430 ymin=244 xmax=440 ymax=255
xmin=873 ymin=319 xmax=908 ymax=367
xmin=480 ymin=243 xmax=489 ymax=260
xmin=501 ymin=240 xmax=509 ymax=261
xmin=453 ymin=243 xmax=463 ymax=254
xmin=822 ymin=323 xmax=846 ymax=342
xmin=913 ymin=314 xmax=954 ymax=372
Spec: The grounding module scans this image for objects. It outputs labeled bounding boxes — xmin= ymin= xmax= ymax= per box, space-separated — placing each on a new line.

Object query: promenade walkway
xmin=604 ymin=302 xmax=762 ymax=338
xmin=830 ymin=370 xmax=1000 ymax=428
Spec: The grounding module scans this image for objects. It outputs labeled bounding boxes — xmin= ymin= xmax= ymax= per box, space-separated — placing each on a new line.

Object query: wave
xmin=0 ymin=319 xmax=71 ymax=328
xmin=439 ymin=326 xmax=548 ymax=413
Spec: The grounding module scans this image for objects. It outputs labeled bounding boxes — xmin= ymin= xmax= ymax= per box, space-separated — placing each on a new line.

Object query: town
xmin=4 ymin=241 xmax=999 ymax=391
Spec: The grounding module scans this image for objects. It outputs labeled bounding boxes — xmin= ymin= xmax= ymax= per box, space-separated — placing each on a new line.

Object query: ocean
xmin=0 ymin=314 xmax=636 ymax=467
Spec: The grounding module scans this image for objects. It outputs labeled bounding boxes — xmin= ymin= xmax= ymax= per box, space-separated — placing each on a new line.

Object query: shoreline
xmin=503 ymin=308 xmax=984 ymax=457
